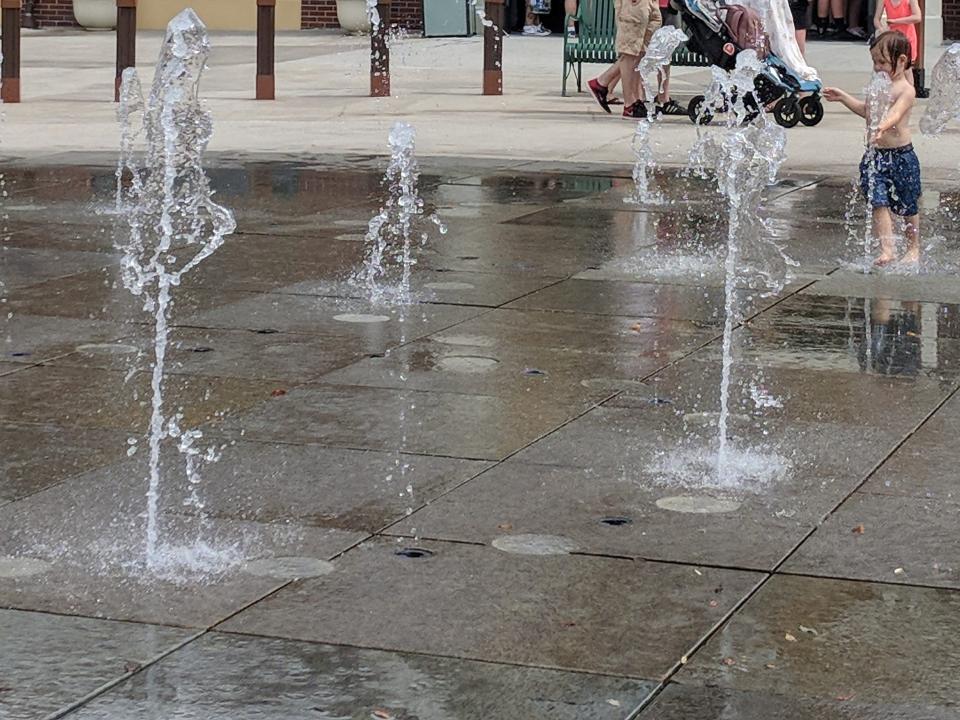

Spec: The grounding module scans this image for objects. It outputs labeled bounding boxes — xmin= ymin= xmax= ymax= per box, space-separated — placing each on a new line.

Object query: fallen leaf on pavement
xmin=373 ymin=710 xmax=394 ymax=720
xmin=785 ymin=633 xmax=797 ymax=642
xmin=722 ymin=657 xmax=736 ymax=666
xmin=852 ymin=524 xmax=865 ymax=534
xmin=799 ymin=625 xmax=818 ymax=635
xmin=270 ymin=389 xmax=287 ymax=397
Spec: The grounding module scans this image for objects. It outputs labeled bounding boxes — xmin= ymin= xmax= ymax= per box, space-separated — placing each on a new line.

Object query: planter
xmin=336 ymin=0 xmax=372 ymax=33
xmin=73 ymin=0 xmax=117 ymax=30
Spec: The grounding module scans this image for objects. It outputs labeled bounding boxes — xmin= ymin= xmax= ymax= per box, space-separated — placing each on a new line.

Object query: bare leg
xmin=597 ymin=63 xmax=621 ymax=90
xmin=565 ymin=0 xmax=577 ymax=28
xmin=618 ymin=53 xmax=641 ymax=106
xmin=830 ymin=0 xmax=845 ymax=21
xmin=873 ymin=206 xmax=897 ymax=265
xmin=846 ymin=0 xmax=863 ymax=31
xmin=901 ymin=214 xmax=921 ymax=263
xmin=525 ymin=5 xmax=538 ymax=26
xmin=795 ymin=28 xmax=807 ymax=55
xmin=657 ymin=66 xmax=671 ymax=103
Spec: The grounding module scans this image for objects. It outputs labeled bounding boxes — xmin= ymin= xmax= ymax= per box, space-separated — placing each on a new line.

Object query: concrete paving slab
xmin=387 ymin=460 xmax=849 ymax=569
xmin=505 ymin=278 xmax=776 ymax=323
xmin=0 ymin=423 xmax=129 ymax=505
xmin=180 ymin=292 xmax=485 ymax=338
xmin=511 ymin=404 xmax=904 ymax=489
xmin=783 ymin=492 xmax=960 ymax=588
xmin=0 ymin=466 xmax=363 ymax=626
xmin=0 ymin=608 xmax=193 ymax=720
xmin=803 ymin=271 xmax=960 ymax=305
xmin=860 ymin=394 xmax=960 ymax=499
xmin=0 ymin=245 xmax=119 ymax=290
xmin=66 ymin=631 xmax=653 ymax=720
xmin=0 ymin=314 xmax=133 ymax=365
xmin=212 ymin=382 xmax=588 ymax=461
xmin=121 ymin=442 xmax=491 ymax=532
xmin=219 ymin=538 xmax=762 ymax=678
xmin=638 ymin=682 xmax=959 ymax=719
xmin=0 ymin=364 xmax=280 ymax=432
xmin=673 ymin=575 xmax=960 ymax=716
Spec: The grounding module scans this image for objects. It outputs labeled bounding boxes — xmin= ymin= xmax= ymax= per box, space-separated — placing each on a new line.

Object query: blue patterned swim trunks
xmin=859 ymin=143 xmax=922 ymax=217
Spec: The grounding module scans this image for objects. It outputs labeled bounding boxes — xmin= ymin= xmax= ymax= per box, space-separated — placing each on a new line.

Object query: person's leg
xmin=902 ymin=213 xmax=920 ymax=263
xmin=846 ymin=0 xmax=864 ymax=34
xmin=619 ymin=53 xmax=641 ymax=106
xmin=565 ymin=0 xmax=577 ymax=33
xmin=657 ymin=66 xmax=671 ymax=103
xmin=795 ymin=28 xmax=807 ymax=54
xmin=872 ymin=206 xmax=897 ymax=265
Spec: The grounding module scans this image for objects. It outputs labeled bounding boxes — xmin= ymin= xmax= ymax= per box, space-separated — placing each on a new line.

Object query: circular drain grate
xmin=655 ymin=495 xmax=741 ymax=514
xmin=492 ymin=534 xmax=579 ymax=556
xmin=600 ymin=516 xmax=633 ymax=527
xmin=437 ymin=355 xmax=499 ymax=373
xmin=75 ymin=343 xmax=138 ymax=355
xmin=395 ymin=547 xmax=434 ymax=559
xmin=0 ymin=556 xmax=52 ymax=578
xmin=241 ymin=556 xmax=335 ymax=579
xmin=333 ymin=314 xmax=390 ymax=324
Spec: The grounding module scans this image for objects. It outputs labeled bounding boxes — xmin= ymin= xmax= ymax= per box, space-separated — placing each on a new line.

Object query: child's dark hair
xmin=870 ymin=31 xmax=913 ymax=70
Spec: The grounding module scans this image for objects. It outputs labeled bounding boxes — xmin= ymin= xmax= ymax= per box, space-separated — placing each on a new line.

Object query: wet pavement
xmin=2 ymin=157 xmax=960 ymax=719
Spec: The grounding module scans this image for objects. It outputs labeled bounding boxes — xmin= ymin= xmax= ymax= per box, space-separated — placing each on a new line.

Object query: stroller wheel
xmin=799 ymin=96 xmax=825 ymax=126
xmin=687 ymin=95 xmax=713 ymax=125
xmin=773 ymin=97 xmax=800 ymax=128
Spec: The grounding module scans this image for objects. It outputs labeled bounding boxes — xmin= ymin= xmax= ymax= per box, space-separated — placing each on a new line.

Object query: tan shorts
xmin=614 ymin=0 xmax=662 ymax=57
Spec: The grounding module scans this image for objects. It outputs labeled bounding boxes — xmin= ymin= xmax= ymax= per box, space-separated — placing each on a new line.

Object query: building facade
xmin=26 ymin=0 xmax=424 ymax=31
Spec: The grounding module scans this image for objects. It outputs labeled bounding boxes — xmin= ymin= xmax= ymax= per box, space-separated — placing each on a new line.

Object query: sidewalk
xmin=3 ymin=29 xmax=958 ymax=175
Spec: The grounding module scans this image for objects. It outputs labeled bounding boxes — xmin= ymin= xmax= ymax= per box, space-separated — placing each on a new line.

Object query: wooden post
xmin=483 ymin=0 xmax=505 ymax=95
xmin=370 ymin=0 xmax=390 ymax=97
xmin=1 ymin=0 xmax=20 ymax=104
xmin=115 ymin=0 xmax=137 ymax=102
xmin=256 ymin=0 xmax=276 ymax=99
xmin=914 ymin=0 xmax=928 ymax=97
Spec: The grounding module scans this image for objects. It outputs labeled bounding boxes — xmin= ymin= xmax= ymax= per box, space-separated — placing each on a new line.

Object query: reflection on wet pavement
xmin=3 ymin=158 xmax=959 ymax=719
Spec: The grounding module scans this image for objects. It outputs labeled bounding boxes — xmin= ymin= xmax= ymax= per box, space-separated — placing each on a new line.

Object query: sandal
xmin=655 ymin=98 xmax=687 ymax=116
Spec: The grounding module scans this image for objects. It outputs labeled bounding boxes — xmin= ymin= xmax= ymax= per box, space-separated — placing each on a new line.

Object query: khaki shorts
xmin=615 ymin=0 xmax=662 ymax=57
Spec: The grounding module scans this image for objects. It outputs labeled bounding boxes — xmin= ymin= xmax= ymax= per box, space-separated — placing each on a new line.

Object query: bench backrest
xmin=578 ymin=0 xmax=617 ymax=57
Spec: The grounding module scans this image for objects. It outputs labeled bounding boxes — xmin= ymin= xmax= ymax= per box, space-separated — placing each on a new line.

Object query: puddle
xmin=241 ymin=556 xmax=335 ymax=579
xmin=655 ymin=495 xmax=741 ymax=514
xmin=492 ymin=534 xmax=579 ymax=555
xmin=333 ymin=314 xmax=390 ymax=324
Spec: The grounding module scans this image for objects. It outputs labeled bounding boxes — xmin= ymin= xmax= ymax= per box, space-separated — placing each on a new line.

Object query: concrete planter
xmin=73 ymin=0 xmax=117 ymax=30
xmin=336 ymin=0 xmax=372 ymax=33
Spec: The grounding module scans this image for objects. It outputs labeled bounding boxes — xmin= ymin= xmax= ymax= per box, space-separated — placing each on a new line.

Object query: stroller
xmin=672 ymin=0 xmax=824 ymax=127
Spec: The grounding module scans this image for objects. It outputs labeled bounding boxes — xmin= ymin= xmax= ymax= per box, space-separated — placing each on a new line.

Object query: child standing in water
xmin=824 ymin=32 xmax=921 ymax=266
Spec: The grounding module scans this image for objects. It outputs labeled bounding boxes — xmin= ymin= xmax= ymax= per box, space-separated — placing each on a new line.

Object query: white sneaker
xmin=522 ymin=24 xmax=551 ymax=35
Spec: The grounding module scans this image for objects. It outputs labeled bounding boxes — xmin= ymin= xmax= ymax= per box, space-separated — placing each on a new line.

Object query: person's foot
xmin=899 ymin=248 xmax=921 ymax=264
xmin=522 ymin=24 xmax=551 ymax=35
xmin=846 ymin=26 xmax=867 ymax=38
xmin=588 ymin=78 xmax=612 ymax=113
xmin=623 ymin=101 xmax=648 ymax=119
xmin=874 ymin=253 xmax=897 ymax=267
xmin=655 ymin=98 xmax=687 ymax=117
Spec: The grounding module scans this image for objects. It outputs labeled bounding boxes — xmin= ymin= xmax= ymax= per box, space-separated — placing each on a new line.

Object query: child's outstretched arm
xmin=824 ymin=87 xmax=867 ymax=117
xmin=871 ymin=86 xmax=917 ymax=143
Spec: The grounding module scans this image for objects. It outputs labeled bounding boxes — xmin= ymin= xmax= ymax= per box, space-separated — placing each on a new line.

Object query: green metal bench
xmin=562 ymin=0 xmax=711 ymax=96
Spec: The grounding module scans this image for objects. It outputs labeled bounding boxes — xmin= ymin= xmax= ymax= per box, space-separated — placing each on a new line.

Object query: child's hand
xmin=823 ymin=87 xmax=843 ymax=102
xmin=870 ymin=127 xmax=885 ymax=145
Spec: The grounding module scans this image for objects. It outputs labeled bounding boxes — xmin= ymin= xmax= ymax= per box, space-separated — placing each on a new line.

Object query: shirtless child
xmin=824 ymin=31 xmax=922 ymax=266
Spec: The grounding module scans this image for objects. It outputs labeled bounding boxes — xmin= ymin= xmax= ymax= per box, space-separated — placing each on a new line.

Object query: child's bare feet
xmin=899 ymin=248 xmax=920 ymax=264
xmin=874 ymin=253 xmax=897 ymax=267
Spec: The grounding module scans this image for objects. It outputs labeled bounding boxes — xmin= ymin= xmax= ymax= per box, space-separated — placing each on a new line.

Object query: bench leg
xmin=577 ymin=62 xmax=582 ymax=93
xmin=562 ymin=59 xmax=568 ymax=97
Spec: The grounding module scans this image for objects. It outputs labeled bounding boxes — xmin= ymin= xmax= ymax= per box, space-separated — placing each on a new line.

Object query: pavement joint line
xmin=213 ymin=626 xmax=656 ymax=682
xmin=41 ymin=630 xmax=208 ymax=720
xmin=624 ymin=573 xmax=772 ymax=719
xmin=775 ymin=569 xmax=960 ymax=594
xmin=625 ymin=377 xmax=960 ymax=717
xmin=0 ymin=604 xmax=198 ymax=631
